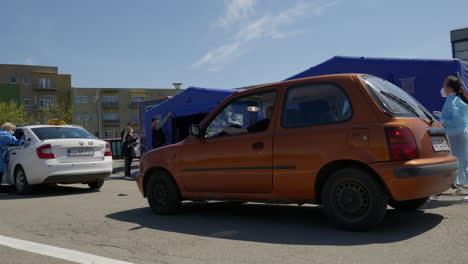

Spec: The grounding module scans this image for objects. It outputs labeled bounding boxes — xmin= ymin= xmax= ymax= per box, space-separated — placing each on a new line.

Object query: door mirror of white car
xmin=432 ymin=111 xmax=442 ymax=118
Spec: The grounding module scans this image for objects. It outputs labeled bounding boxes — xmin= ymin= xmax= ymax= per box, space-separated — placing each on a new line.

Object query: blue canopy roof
xmin=285 ymin=56 xmax=468 ymax=113
xmin=142 ymin=87 xmax=236 ymax=151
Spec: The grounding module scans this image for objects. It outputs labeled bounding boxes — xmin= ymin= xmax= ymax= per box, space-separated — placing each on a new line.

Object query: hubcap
xmin=16 ymin=171 xmax=24 ymax=190
xmin=333 ymin=180 xmax=370 ymax=219
xmin=153 ymin=183 xmax=168 ymax=205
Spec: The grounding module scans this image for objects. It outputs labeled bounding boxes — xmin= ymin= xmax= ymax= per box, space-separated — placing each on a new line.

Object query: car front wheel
xmin=322 ymin=168 xmax=388 ymax=231
xmin=147 ymin=171 xmax=182 ymax=214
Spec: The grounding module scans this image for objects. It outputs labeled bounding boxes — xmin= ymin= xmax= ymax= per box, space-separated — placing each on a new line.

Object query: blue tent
xmin=285 ymin=56 xmax=468 ymax=113
xmin=143 ymin=87 xmax=236 ymax=152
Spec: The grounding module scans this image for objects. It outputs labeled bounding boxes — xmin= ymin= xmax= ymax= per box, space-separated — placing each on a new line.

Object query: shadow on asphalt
xmin=106 ymin=202 xmax=444 ymax=245
xmin=111 ymin=165 xmax=139 ymax=174
xmin=422 ymin=199 xmax=463 ymax=210
xmin=0 ymin=185 xmax=99 ymax=199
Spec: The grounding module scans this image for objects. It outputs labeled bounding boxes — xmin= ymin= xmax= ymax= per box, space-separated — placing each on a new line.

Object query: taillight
xmin=385 ymin=127 xmax=418 ymax=161
xmin=104 ymin=143 xmax=112 ymax=156
xmin=36 ymin=144 xmax=55 ymax=159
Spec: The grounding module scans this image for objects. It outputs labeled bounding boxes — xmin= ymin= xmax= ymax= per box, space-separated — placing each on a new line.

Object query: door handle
xmin=12 ymin=152 xmax=16 ymax=155
xmin=252 ymin=142 xmax=264 ymax=149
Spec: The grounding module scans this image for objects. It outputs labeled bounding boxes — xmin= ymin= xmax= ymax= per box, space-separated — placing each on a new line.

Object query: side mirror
xmin=189 ymin=124 xmax=201 ymax=137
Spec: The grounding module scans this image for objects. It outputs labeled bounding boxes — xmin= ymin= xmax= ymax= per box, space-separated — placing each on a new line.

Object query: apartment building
xmin=451 ymin=27 xmax=468 ymax=62
xmin=0 ymin=64 xmax=71 ymax=111
xmin=72 ymin=87 xmax=181 ymax=138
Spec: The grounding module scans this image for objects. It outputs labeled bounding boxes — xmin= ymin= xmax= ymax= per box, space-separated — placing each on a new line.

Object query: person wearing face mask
xmin=440 ymin=76 xmax=468 ymax=193
xmin=151 ymin=112 xmax=172 ymax=149
xmin=122 ymin=123 xmax=136 ymax=180
xmin=0 ymin=122 xmax=20 ymax=191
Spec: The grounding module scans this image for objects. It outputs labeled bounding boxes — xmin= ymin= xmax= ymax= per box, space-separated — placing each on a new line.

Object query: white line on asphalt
xmin=0 ymin=235 xmax=135 ymax=264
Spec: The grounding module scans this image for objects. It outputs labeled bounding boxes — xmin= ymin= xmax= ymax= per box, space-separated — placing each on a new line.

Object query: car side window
xmin=13 ymin=129 xmax=25 ymax=145
xmin=205 ymin=90 xmax=277 ymax=138
xmin=282 ymin=82 xmax=352 ymax=128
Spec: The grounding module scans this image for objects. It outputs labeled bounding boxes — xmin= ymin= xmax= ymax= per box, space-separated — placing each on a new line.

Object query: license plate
xmin=68 ymin=148 xmax=94 ymax=156
xmin=431 ymin=137 xmax=450 ymax=152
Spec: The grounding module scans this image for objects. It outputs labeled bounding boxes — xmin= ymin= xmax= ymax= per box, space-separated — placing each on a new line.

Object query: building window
xmin=10 ymin=76 xmax=16 ymax=84
xmin=39 ymin=78 xmax=51 ymax=89
xmin=74 ymin=96 xmax=89 ymax=104
xmin=102 ymin=96 xmax=118 ymax=103
xmin=23 ymin=76 xmax=29 ymax=84
xmin=23 ymin=98 xmax=30 ymax=106
xmin=131 ymin=96 xmax=145 ymax=102
xmin=75 ymin=112 xmax=89 ymax=121
xmin=103 ymin=113 xmax=119 ymax=120
xmin=39 ymin=99 xmax=52 ymax=109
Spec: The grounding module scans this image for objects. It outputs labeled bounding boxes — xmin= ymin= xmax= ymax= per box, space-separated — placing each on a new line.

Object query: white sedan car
xmin=3 ymin=125 xmax=113 ymax=194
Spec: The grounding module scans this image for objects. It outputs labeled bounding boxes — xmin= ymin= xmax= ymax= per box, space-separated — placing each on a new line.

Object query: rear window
xmin=360 ymin=75 xmax=432 ymax=119
xmin=32 ymin=127 xmax=96 ymax=140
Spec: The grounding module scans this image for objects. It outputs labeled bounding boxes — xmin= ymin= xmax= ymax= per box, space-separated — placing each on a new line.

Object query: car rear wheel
xmin=147 ymin=171 xmax=181 ymax=214
xmin=88 ymin=179 xmax=104 ymax=190
xmin=322 ymin=168 xmax=388 ymax=231
xmin=388 ymin=197 xmax=429 ymax=211
xmin=15 ymin=166 xmax=32 ymax=194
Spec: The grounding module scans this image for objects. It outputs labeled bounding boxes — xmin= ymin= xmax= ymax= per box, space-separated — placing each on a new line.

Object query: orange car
xmin=137 ymin=74 xmax=458 ymax=231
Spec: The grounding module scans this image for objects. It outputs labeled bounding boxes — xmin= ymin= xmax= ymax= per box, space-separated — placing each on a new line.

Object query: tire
xmin=147 ymin=171 xmax=182 ymax=214
xmin=322 ymin=168 xmax=388 ymax=231
xmin=388 ymin=197 xmax=429 ymax=211
xmin=88 ymin=179 xmax=104 ymax=190
xmin=15 ymin=166 xmax=32 ymax=194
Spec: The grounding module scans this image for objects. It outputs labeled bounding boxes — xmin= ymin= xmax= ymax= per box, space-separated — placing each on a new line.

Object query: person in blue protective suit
xmin=440 ymin=76 xmax=468 ymax=192
xmin=0 ymin=122 xmax=20 ymax=191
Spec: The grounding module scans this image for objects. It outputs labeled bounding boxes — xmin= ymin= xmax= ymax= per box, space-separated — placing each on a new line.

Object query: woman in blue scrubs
xmin=441 ymin=76 xmax=468 ymax=192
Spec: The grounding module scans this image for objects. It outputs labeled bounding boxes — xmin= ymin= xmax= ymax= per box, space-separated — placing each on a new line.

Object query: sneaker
xmin=123 ymin=176 xmax=133 ymax=180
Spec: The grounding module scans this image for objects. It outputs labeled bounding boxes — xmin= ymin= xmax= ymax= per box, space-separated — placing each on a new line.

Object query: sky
xmin=1 ymin=0 xmax=467 ymax=89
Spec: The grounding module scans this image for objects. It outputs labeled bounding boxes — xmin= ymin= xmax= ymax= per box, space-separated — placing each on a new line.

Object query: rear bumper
xmin=43 ymin=173 xmax=110 ymax=184
xmin=370 ymin=158 xmax=458 ymax=201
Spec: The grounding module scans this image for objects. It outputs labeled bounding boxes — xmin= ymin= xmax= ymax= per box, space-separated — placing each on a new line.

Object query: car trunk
xmin=46 ymin=139 xmax=107 ymax=163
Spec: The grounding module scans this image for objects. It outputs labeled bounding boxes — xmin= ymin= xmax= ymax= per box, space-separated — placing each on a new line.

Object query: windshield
xmin=32 ymin=127 xmax=96 ymax=140
xmin=360 ymin=75 xmax=431 ymax=119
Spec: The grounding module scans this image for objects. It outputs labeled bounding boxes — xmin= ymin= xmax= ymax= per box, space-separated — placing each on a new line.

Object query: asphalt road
xmin=1 ymin=159 xmax=468 ymax=264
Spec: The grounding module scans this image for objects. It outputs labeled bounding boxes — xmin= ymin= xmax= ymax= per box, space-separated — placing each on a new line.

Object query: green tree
xmin=33 ymin=103 xmax=72 ymax=124
xmin=0 ymin=101 xmax=31 ymax=125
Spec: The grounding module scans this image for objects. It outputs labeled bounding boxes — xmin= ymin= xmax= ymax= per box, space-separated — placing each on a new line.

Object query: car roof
xmin=19 ymin=125 xmax=84 ymax=129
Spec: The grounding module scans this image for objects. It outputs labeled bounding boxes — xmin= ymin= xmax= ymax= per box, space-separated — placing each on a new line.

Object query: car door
xmin=5 ymin=128 xmax=29 ymax=183
xmin=178 ymin=89 xmax=278 ymax=193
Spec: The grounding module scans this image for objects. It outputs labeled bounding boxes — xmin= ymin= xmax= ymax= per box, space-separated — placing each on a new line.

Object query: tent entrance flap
xmin=172 ymin=113 xmax=208 ymax=143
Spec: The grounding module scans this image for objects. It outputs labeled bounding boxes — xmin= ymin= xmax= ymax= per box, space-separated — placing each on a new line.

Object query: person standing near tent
xmin=0 ymin=122 xmax=20 ymax=191
xmin=151 ymin=112 xmax=172 ymax=149
xmin=122 ymin=123 xmax=137 ymax=180
xmin=440 ymin=76 xmax=468 ymax=192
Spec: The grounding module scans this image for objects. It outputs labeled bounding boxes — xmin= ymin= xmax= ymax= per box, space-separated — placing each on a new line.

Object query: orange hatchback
xmin=137 ymin=74 xmax=458 ymax=231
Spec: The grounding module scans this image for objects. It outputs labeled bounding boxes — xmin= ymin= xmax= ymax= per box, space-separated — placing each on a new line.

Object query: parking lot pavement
xmin=0 ymin=161 xmax=468 ymax=264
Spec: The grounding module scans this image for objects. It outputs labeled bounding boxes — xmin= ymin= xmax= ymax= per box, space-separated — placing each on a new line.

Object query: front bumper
xmin=370 ymin=159 xmax=458 ymax=201
xmin=137 ymin=173 xmax=144 ymax=197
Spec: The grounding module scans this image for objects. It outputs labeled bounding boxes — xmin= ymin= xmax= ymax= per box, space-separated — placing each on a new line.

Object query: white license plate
xmin=68 ymin=148 xmax=94 ymax=156
xmin=431 ymin=137 xmax=450 ymax=152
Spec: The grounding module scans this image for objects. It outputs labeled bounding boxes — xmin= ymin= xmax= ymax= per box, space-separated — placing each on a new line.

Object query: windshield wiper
xmin=380 ymin=91 xmax=420 ymax=117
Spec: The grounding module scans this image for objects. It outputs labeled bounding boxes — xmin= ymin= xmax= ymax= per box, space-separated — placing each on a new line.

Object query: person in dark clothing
xmin=121 ymin=123 xmax=137 ymax=180
xmin=151 ymin=112 xmax=172 ymax=149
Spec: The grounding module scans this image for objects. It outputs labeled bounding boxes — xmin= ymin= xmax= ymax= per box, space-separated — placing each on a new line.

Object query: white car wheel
xmin=15 ymin=167 xmax=32 ymax=194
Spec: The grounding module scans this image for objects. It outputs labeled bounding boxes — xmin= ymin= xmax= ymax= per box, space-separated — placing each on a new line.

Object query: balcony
xmin=129 ymin=102 xmax=139 ymax=107
xmin=32 ymin=84 xmax=56 ymax=91
xmin=102 ymin=102 xmax=119 ymax=108
xmin=103 ymin=120 xmax=120 ymax=126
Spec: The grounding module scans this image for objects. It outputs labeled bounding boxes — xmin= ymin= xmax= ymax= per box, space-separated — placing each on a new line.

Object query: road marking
xmin=0 ymin=235 xmax=135 ymax=264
